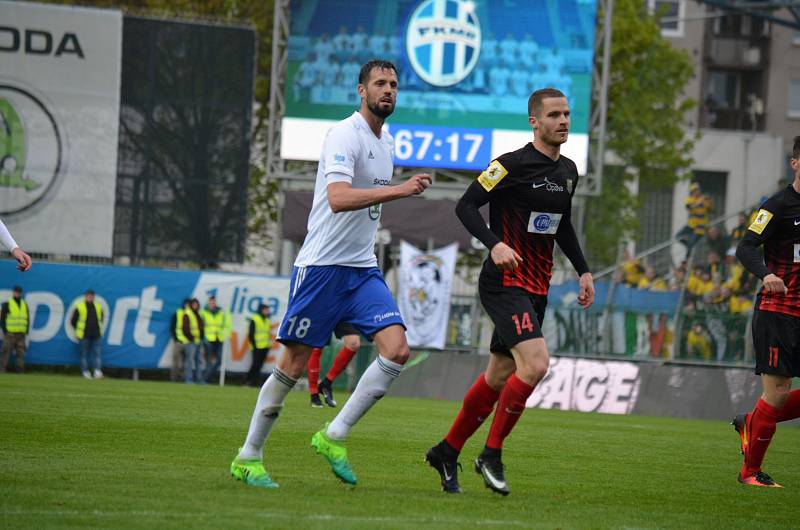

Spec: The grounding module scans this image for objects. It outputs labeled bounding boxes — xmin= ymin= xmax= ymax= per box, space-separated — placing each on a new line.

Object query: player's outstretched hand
xmin=11 ymin=247 xmax=32 ymax=272
xmin=762 ymin=273 xmax=787 ymax=295
xmin=402 ymin=173 xmax=432 ymax=196
xmin=577 ymin=272 xmax=594 ymax=309
xmin=490 ymin=242 xmax=522 ymax=271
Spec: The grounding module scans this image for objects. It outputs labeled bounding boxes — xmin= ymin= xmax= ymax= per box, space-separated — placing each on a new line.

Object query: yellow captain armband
xmin=747 ymin=209 xmax=773 ymax=235
xmin=477 ymin=160 xmax=508 ymax=191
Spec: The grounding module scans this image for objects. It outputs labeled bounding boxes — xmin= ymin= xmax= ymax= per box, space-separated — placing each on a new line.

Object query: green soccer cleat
xmin=230 ymin=454 xmax=279 ymax=489
xmin=311 ymin=425 xmax=357 ymax=485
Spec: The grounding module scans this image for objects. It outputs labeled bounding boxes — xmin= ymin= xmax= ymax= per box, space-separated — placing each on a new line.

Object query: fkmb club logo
xmin=0 ymin=83 xmax=65 ymax=217
xmin=406 ymin=0 xmax=481 ymax=87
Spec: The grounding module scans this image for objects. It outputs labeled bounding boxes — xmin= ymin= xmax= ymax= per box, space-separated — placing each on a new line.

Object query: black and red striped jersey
xmin=736 ymin=184 xmax=800 ymax=317
xmin=456 ymin=143 xmax=588 ymax=296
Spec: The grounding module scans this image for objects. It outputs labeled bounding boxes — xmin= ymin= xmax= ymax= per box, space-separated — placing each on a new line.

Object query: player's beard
xmin=367 ymin=96 xmax=395 ymax=119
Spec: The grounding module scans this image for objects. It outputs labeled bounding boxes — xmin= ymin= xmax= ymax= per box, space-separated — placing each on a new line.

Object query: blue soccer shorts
xmin=277 ymin=265 xmax=405 ymax=348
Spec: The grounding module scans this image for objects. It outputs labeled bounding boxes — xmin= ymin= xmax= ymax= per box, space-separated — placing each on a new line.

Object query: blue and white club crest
xmin=406 ymin=0 xmax=481 ymax=87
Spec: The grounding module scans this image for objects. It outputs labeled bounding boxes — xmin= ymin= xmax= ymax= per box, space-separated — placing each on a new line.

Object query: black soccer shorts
xmin=479 ymin=284 xmax=547 ymax=357
xmin=752 ymin=309 xmax=800 ymax=377
xmin=333 ymin=322 xmax=359 ymax=339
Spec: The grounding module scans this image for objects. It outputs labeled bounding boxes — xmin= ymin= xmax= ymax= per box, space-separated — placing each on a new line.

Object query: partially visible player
xmin=308 ymin=322 xmax=361 ymax=408
xmin=732 ymin=135 xmax=800 ymax=488
xmin=425 ymin=88 xmax=594 ymax=495
xmin=229 ymin=60 xmax=431 ymax=489
xmin=0 ymin=219 xmax=32 ymax=271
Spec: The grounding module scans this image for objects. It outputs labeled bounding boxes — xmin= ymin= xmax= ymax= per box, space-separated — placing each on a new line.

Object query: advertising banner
xmin=0 ymin=261 xmax=290 ymax=372
xmin=282 ymin=0 xmax=597 ymax=174
xmin=0 ymin=1 xmax=122 ymax=257
xmin=398 ymin=240 xmax=457 ymax=349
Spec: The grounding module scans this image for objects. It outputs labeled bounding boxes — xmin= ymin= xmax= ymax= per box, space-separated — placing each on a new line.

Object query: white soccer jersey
xmin=294 ymin=112 xmax=394 ymax=268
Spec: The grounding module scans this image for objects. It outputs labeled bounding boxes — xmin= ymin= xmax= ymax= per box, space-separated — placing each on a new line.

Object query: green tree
xmin=585 ymin=0 xmax=696 ymax=267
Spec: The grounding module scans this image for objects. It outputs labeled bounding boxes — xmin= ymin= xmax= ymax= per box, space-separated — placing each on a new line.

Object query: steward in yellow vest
xmin=1 ymin=285 xmax=29 ymax=372
xmin=245 ymin=304 xmax=272 ymax=386
xmin=202 ymin=297 xmax=232 ymax=343
xmin=70 ymin=289 xmax=105 ymax=378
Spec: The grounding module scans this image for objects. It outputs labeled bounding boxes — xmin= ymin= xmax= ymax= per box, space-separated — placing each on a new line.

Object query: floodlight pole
xmin=585 ymin=0 xmax=613 ymax=197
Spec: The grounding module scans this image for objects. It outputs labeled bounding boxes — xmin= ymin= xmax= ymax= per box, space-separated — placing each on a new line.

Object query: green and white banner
xmin=0 ymin=1 xmax=122 ymax=257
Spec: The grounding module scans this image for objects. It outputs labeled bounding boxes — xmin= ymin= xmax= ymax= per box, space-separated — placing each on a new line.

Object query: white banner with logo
xmin=398 ymin=240 xmax=457 ymax=349
xmin=0 ymin=1 xmax=122 ymax=257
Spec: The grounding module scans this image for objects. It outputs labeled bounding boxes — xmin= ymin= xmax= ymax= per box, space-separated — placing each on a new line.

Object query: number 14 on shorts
xmin=511 ymin=312 xmax=534 ymax=335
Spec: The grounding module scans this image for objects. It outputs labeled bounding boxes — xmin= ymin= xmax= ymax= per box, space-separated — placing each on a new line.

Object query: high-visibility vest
xmin=182 ymin=309 xmax=201 ymax=344
xmin=250 ymin=314 xmax=271 ymax=349
xmin=174 ymin=308 xmax=187 ymax=343
xmin=6 ymin=298 xmax=28 ymax=334
xmin=75 ymin=300 xmax=103 ymax=339
xmin=202 ymin=308 xmax=231 ymax=342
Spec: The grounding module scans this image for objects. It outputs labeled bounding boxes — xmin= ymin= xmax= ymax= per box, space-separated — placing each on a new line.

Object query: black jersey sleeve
xmin=455 ymin=181 xmax=500 ymax=250
xmin=555 ymin=203 xmax=590 ymax=276
xmin=455 ymin=155 xmax=519 ymax=251
xmin=735 ymin=196 xmax=783 ymax=280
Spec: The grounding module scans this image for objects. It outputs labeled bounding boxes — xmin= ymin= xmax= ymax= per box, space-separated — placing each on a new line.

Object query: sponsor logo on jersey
xmin=477 ymin=160 xmax=507 ymax=191
xmin=333 ymin=153 xmax=346 ymax=163
xmin=373 ymin=178 xmax=390 ymax=186
xmin=368 ymin=150 xmax=374 ymax=159
xmin=373 ymin=310 xmax=402 ymax=323
xmin=405 ymin=0 xmax=481 ymax=87
xmin=566 ymin=178 xmax=573 ymax=194
xmin=527 ymin=212 xmax=562 ymax=234
xmin=794 ymin=243 xmax=800 ymax=263
xmin=748 ymin=209 xmax=773 ymax=235
xmin=532 ymin=177 xmax=564 ymax=192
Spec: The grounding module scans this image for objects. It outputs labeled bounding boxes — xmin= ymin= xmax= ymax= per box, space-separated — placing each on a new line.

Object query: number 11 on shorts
xmin=511 ymin=312 xmax=534 ymax=335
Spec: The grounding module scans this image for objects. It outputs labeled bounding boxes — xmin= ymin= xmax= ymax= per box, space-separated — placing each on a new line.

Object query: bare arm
xmin=327 ymin=174 xmax=431 ymax=213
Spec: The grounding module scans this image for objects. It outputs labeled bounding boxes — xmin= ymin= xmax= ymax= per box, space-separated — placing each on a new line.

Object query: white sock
xmin=238 ymin=368 xmax=296 ymax=460
xmin=326 ymin=355 xmax=403 ymax=440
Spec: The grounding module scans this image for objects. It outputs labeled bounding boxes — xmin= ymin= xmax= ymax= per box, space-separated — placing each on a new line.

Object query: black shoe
xmin=318 ymin=378 xmax=337 ymax=408
xmin=310 ymin=393 xmax=323 ymax=408
xmin=475 ymin=450 xmax=509 ymax=496
xmin=425 ymin=442 xmax=462 ymax=493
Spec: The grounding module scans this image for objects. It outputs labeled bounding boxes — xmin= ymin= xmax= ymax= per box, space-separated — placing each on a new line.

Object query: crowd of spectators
xmin=292 ymin=27 xmax=574 ymax=100
xmin=617 ymin=182 xmax=765 ymax=362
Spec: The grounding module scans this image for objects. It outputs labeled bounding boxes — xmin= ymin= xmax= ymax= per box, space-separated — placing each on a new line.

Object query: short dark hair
xmin=12 ymin=285 xmax=22 ymax=293
xmin=85 ymin=289 xmax=95 ymax=295
xmin=793 ymin=135 xmax=800 ymax=159
xmin=358 ymin=60 xmax=398 ymax=85
xmin=528 ymin=88 xmax=566 ymax=117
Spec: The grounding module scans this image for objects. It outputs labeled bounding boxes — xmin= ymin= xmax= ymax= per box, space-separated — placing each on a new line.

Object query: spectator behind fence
xmin=705 ymin=225 xmax=731 ymax=260
xmin=730 ymin=212 xmax=748 ymax=243
xmin=0 ymin=285 xmax=28 ymax=373
xmin=636 ymin=264 xmax=668 ymax=291
xmin=245 ymin=303 xmax=271 ymax=387
xmin=181 ymin=298 xmax=204 ymax=384
xmin=686 ymin=322 xmax=712 ymax=361
xmin=676 ymin=182 xmax=712 ymax=254
xmin=202 ymin=295 xmax=232 ymax=383
xmin=619 ymin=248 xmax=644 ymax=287
xmin=70 ymin=289 xmax=104 ymax=379
xmin=170 ymin=299 xmax=190 ymax=381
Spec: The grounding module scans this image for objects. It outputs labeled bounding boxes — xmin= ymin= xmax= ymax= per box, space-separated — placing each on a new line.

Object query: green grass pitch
xmin=1 ymin=373 xmax=798 ymax=529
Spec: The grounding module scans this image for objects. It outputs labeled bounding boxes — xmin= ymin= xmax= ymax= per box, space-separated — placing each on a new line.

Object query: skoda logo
xmin=533 ymin=214 xmax=551 ymax=232
xmin=0 ymin=83 xmax=65 ymax=217
xmin=406 ymin=0 xmax=481 ymax=87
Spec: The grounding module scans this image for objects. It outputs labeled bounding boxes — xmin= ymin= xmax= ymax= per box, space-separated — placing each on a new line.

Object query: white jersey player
xmin=230 ymin=60 xmax=431 ymax=488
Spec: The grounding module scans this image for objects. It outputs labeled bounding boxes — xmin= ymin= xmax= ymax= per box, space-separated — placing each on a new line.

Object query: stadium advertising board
xmin=282 ymin=0 xmax=597 ymax=174
xmin=0 ymin=1 xmax=121 ymax=257
xmin=0 ymin=261 xmax=290 ymax=372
